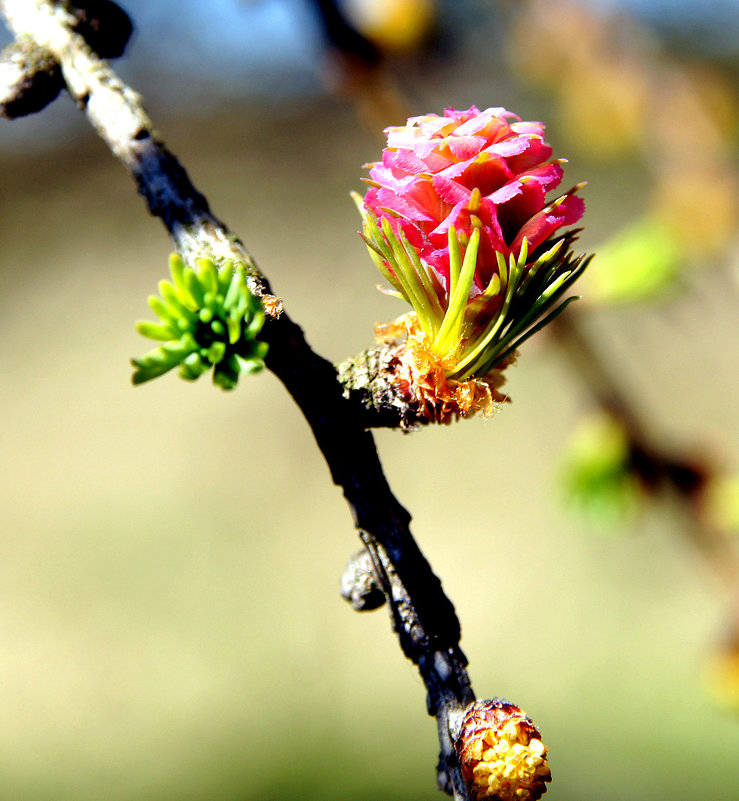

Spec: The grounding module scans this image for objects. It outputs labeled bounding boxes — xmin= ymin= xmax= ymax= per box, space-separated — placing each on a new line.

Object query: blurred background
xmin=1 ymin=1 xmax=738 ymax=799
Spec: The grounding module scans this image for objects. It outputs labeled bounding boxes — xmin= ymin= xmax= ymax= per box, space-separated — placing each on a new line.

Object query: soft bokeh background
xmin=1 ymin=1 xmax=738 ymax=799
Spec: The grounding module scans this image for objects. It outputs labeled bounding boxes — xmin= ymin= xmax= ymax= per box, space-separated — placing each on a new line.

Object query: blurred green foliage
xmin=560 ymin=415 xmax=643 ymax=526
xmin=586 ymin=217 xmax=683 ymax=305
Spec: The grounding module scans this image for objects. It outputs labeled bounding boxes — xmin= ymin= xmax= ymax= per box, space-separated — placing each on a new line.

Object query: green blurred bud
xmin=587 ymin=216 xmax=683 ymax=305
xmin=560 ymin=414 xmax=643 ymax=527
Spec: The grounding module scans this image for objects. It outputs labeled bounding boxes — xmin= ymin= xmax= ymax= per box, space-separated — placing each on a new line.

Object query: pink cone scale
xmin=357 ymin=106 xmax=590 ymax=385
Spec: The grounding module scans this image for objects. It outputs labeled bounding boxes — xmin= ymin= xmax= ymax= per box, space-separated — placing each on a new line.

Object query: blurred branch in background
xmin=303 ymin=0 xmax=436 ymax=131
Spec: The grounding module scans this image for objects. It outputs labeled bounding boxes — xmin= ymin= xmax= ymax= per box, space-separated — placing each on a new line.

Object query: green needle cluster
xmin=357 ymin=188 xmax=592 ymax=381
xmin=132 ymin=254 xmax=268 ymax=390
xmin=448 ymin=235 xmax=593 ymax=380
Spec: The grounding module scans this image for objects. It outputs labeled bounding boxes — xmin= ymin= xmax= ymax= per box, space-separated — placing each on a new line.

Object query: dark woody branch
xmin=0 ymin=0 xmax=476 ymax=796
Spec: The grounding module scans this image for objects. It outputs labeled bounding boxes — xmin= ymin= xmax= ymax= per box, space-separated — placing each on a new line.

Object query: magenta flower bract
xmin=365 ymin=106 xmax=584 ymax=291
xmin=358 ymin=106 xmax=590 ymax=385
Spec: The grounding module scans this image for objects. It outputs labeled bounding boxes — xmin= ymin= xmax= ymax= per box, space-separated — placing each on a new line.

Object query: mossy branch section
xmin=336 ymin=343 xmax=429 ymax=430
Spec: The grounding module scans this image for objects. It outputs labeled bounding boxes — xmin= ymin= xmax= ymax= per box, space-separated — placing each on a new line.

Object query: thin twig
xmin=0 ymin=35 xmax=62 ymax=117
xmin=0 ymin=1 xmax=476 ymax=795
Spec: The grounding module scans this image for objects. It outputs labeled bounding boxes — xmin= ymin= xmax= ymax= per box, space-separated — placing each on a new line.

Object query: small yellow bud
xmin=456 ymin=699 xmax=552 ymax=801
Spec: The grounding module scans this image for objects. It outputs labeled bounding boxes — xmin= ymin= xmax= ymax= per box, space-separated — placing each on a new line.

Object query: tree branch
xmin=0 ymin=1 xmax=476 ymax=796
xmin=0 ymin=35 xmax=62 ymax=117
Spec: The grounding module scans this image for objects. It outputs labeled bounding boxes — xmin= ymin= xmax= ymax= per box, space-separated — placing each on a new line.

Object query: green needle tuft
xmin=132 ymin=253 xmax=268 ymax=389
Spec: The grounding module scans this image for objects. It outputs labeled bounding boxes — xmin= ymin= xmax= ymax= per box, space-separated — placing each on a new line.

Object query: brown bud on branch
xmin=456 ymin=699 xmax=551 ymax=801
